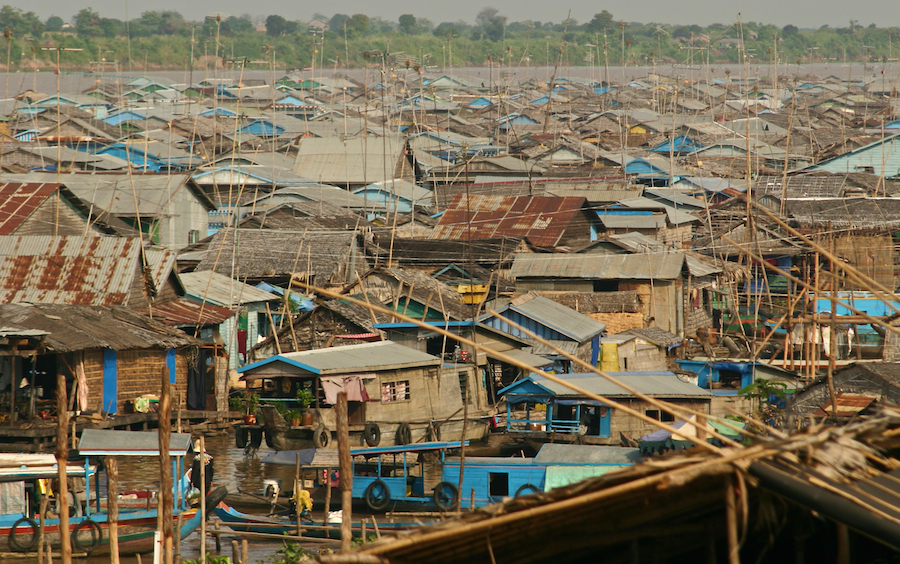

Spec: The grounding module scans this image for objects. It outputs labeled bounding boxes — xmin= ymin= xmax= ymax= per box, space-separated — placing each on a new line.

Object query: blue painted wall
xmin=103 ymin=349 xmax=117 ymax=414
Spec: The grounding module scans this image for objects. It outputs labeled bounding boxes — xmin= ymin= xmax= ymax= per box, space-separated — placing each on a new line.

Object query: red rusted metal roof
xmin=432 ymin=194 xmax=587 ymax=247
xmin=0 ymin=183 xmax=60 ymax=235
xmin=0 ymin=235 xmax=140 ymax=305
xmin=817 ymin=393 xmax=879 ymax=417
xmin=139 ymin=299 xmax=235 ymax=327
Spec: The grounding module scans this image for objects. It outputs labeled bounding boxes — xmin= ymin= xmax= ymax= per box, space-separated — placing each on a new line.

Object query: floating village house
xmin=499 ymin=371 xmax=713 ymax=445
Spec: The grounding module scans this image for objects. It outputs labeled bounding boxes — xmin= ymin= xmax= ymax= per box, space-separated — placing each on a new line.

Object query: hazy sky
xmin=14 ymin=0 xmax=900 ymax=29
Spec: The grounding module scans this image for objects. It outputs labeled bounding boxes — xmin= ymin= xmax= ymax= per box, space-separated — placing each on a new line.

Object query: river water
xmin=77 ymin=432 xmax=312 ymax=564
xmin=8 ymin=62 xmax=898 ymax=98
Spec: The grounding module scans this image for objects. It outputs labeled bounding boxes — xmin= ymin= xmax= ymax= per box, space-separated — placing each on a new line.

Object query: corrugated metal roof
xmin=79 ymin=429 xmax=193 ymax=456
xmin=532 ymin=372 xmax=713 ymax=398
xmin=292 ymin=136 xmax=406 ymax=184
xmin=239 ymin=340 xmax=440 ymax=375
xmin=509 ymin=253 xmax=685 ymax=281
xmin=0 ymin=302 xmax=201 ymax=352
xmin=0 ymin=183 xmax=58 ymax=235
xmin=143 ymin=247 xmax=177 ymax=294
xmin=432 ymin=194 xmax=587 ymax=247
xmin=178 ymin=270 xmax=278 ymax=307
xmin=0 ymin=235 xmax=140 ymax=305
xmin=138 ymin=298 xmax=235 ymax=327
xmin=500 ymin=293 xmax=606 ymax=342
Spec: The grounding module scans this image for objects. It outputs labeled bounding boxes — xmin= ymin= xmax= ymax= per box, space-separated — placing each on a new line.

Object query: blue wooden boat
xmin=0 ymin=430 xmax=218 ymax=555
xmin=262 ymin=442 xmax=639 ymax=513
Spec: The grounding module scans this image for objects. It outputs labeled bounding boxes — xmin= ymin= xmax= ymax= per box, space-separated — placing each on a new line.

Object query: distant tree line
xmin=1 ymin=5 xmax=898 ymax=71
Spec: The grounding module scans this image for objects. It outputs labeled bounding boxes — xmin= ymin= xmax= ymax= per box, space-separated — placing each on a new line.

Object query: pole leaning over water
xmin=335 ymin=392 xmax=352 ymax=551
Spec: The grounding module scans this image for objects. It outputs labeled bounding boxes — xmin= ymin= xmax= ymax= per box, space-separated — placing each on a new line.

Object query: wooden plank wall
xmin=83 ymin=348 xmax=188 ymax=413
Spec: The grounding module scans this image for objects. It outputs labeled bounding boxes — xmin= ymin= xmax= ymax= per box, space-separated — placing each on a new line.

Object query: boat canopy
xmin=78 ymin=429 xmax=194 ymax=456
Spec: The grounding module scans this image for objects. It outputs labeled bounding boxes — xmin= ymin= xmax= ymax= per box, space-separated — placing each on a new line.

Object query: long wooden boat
xmin=213 ymin=502 xmax=437 ymax=539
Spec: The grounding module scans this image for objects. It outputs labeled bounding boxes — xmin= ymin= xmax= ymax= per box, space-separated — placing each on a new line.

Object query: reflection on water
xmin=75 ymin=432 xmax=313 ymax=564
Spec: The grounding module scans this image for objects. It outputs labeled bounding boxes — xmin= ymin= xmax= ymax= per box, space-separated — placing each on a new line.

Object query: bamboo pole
xmin=108 ymin=457 xmax=120 ymax=564
xmin=232 ymin=540 xmax=240 ymax=564
xmin=241 ymin=539 xmax=248 ymax=564
xmin=266 ymin=303 xmax=282 ymax=354
xmin=55 ymin=372 xmax=71 ymax=564
xmin=158 ymin=366 xmax=173 ymax=564
xmin=336 ymin=393 xmax=352 ymax=551
xmin=200 ymin=435 xmax=207 ymax=563
xmin=455 ymin=376 xmax=469 ymax=512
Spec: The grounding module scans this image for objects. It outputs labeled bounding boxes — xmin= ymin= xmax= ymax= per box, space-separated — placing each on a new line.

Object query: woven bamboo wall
xmin=82 ymin=348 xmax=188 ymax=413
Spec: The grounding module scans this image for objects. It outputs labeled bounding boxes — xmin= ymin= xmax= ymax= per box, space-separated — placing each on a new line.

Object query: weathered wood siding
xmin=82 ymin=348 xmax=188 ymax=413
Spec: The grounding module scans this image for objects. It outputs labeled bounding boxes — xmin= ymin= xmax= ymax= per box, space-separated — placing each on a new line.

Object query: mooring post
xmin=108 ymin=457 xmax=120 ymax=564
xmin=56 ymin=372 xmax=72 ymax=564
xmin=336 ymin=392 xmax=353 ymax=551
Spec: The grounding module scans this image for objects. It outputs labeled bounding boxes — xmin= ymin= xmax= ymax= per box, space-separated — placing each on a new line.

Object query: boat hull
xmin=0 ymin=508 xmax=200 ymax=556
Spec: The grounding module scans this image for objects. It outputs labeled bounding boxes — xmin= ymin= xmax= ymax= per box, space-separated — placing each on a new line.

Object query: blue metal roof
xmin=350 ymin=441 xmax=468 ymax=456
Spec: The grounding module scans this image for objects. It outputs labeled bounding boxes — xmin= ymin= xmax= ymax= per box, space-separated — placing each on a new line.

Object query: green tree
xmin=45 ymin=16 xmax=64 ymax=32
xmin=476 ymin=7 xmax=499 ymax=26
xmin=329 ymin=14 xmax=349 ymax=33
xmin=0 ymin=6 xmax=43 ymax=36
xmin=433 ymin=22 xmax=459 ymax=38
xmin=399 ymin=14 xmax=416 ymax=34
xmin=266 ymin=14 xmax=288 ymax=36
xmin=484 ymin=16 xmax=504 ymax=42
xmin=586 ymin=11 xmax=615 ymax=33
xmin=344 ymin=14 xmax=369 ymax=38
xmin=74 ymin=8 xmax=102 ymax=37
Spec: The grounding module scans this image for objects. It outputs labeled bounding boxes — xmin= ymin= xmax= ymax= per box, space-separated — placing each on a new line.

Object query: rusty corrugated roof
xmin=0 ymin=183 xmax=59 ymax=235
xmin=138 ymin=298 xmax=234 ymax=327
xmin=0 ymin=235 xmax=141 ymax=305
xmin=432 ymin=195 xmax=587 ymax=247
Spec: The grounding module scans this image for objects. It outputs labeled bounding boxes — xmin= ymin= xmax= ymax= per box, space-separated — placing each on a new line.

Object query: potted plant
xmin=243 ymin=392 xmax=260 ymax=425
xmin=228 ymin=395 xmax=243 ymax=413
xmin=297 ymin=389 xmax=315 ymax=426
xmin=285 ymin=409 xmax=301 ymax=427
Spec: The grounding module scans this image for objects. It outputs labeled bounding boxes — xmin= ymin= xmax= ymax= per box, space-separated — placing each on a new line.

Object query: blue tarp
xmin=255 ymin=283 xmax=314 ymax=311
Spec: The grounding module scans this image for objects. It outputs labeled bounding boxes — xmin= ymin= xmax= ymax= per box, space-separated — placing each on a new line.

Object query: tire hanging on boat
xmin=395 ymin=422 xmax=412 ymax=445
xmin=363 ymin=422 xmax=381 ymax=446
xmin=235 ymin=426 xmax=249 ymax=448
xmin=364 ymin=479 xmax=391 ymax=512
xmin=8 ymin=517 xmax=38 ymax=552
xmin=248 ymin=428 xmax=264 ymax=449
xmin=72 ymin=519 xmax=102 ymax=553
xmin=515 ymin=483 xmax=540 ymax=498
xmin=313 ymin=424 xmax=331 ymax=448
xmin=205 ymin=486 xmax=229 ymax=516
xmin=432 ymin=481 xmax=458 ymax=512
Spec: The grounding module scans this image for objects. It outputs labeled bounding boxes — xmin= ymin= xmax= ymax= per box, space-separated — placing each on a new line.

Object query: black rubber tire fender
xmin=363 ymin=422 xmax=381 ymax=447
xmin=313 ymin=424 xmax=331 ymax=448
xmin=426 ymin=423 xmax=441 ymax=442
xmin=515 ymin=483 xmax=540 ymax=498
xmin=248 ymin=428 xmax=264 ymax=449
xmin=235 ymin=427 xmax=249 ymax=449
xmin=8 ymin=517 xmax=38 ymax=552
xmin=364 ymin=479 xmax=391 ymax=512
xmin=71 ymin=519 xmax=102 ymax=554
xmin=205 ymin=486 xmax=228 ymax=516
xmin=432 ymin=481 xmax=458 ymax=512
xmin=395 ymin=422 xmax=412 ymax=445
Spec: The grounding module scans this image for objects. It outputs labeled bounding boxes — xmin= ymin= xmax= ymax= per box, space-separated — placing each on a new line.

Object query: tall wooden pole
xmin=108 ymin=457 xmax=120 ymax=564
xmin=335 ymin=393 xmax=352 ymax=551
xmin=200 ymin=435 xmax=207 ymax=562
xmin=56 ymin=372 xmax=72 ymax=564
xmin=158 ymin=367 xmax=173 ymax=564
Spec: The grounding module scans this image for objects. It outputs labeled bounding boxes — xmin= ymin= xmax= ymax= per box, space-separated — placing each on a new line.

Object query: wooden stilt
xmin=336 ymin=393 xmax=353 ymax=551
xmin=55 ymin=372 xmax=71 ymax=564
xmin=108 ymin=457 xmax=120 ymax=564
xmin=725 ymin=474 xmax=740 ymax=564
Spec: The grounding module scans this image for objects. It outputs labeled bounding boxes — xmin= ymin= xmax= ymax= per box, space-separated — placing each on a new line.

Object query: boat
xmin=234 ymin=341 xmax=494 ymax=452
xmin=0 ymin=429 xmax=225 ymax=555
xmin=260 ymin=441 xmax=639 ymax=513
xmin=213 ymin=502 xmax=438 ymax=539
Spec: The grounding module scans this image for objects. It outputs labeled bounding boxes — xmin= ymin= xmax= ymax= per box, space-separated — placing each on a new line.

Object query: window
xmin=188 ymin=229 xmax=200 ymax=244
xmin=661 ymin=411 xmax=675 ymax=422
xmin=488 ymin=473 xmax=509 ymax=496
xmin=645 ymin=409 xmax=660 ymax=421
xmin=381 ymin=380 xmax=410 ymax=402
xmin=855 ymin=165 xmax=875 ymax=173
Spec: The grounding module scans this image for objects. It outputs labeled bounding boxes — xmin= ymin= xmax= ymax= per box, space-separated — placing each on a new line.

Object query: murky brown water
xmin=71 ymin=433 xmax=314 ymax=564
